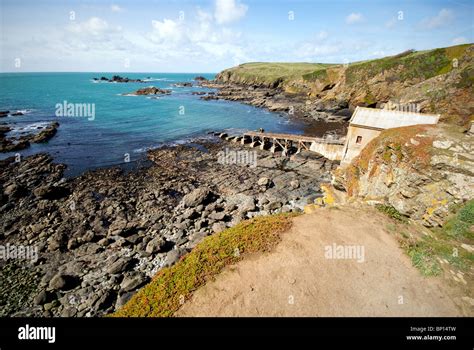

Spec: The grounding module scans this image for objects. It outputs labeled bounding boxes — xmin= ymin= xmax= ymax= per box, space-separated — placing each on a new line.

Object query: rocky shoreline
xmin=201 ymin=80 xmax=352 ymax=123
xmin=1 ymin=121 xmax=60 ymax=153
xmin=0 ymin=138 xmax=337 ymax=317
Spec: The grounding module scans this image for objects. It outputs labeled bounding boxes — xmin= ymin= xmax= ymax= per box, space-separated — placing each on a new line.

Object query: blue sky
xmin=1 ymin=0 xmax=473 ymax=72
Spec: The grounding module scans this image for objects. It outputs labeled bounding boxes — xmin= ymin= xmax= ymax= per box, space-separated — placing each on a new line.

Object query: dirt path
xmin=177 ymin=206 xmax=464 ymax=316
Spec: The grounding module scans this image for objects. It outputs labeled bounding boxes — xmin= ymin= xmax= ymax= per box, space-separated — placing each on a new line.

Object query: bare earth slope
xmin=177 ymin=206 xmax=464 ymax=316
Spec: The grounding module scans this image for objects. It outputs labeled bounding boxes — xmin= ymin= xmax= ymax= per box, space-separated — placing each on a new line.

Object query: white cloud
xmin=67 ymin=17 xmax=120 ymax=36
xmin=421 ymin=9 xmax=454 ymax=29
xmin=150 ymin=19 xmax=184 ymax=43
xmin=346 ymin=13 xmax=363 ymax=24
xmin=452 ymin=36 xmax=467 ymax=45
xmin=143 ymin=11 xmax=248 ymax=65
xmin=214 ymin=0 xmax=248 ymax=24
xmin=111 ymin=4 xmax=123 ymax=13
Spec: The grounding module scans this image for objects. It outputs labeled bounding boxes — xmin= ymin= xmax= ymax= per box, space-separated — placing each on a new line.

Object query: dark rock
xmin=172 ymin=82 xmax=193 ymax=87
xmin=145 ymin=236 xmax=166 ymax=254
xmin=30 ymin=122 xmax=59 ymax=143
xmin=120 ymin=273 xmax=148 ymax=292
xmin=34 ymin=290 xmax=53 ymax=305
xmin=115 ymin=292 xmax=134 ymax=309
xmin=48 ymin=274 xmax=80 ymax=291
xmin=163 ymin=249 xmax=183 ymax=267
xmin=208 ymin=211 xmax=226 ymax=221
xmin=93 ymin=290 xmax=116 ymax=312
xmin=4 ymin=183 xmax=28 ymax=199
xmin=67 ymin=238 xmax=80 ymax=250
xmin=130 ymin=87 xmax=171 ymax=95
xmin=47 ymin=233 xmax=67 ymax=251
xmin=107 ymin=257 xmax=134 ymax=274
xmin=96 ymin=75 xmax=143 ymax=83
xmin=61 ymin=307 xmax=77 ymax=317
xmin=33 ymin=185 xmax=70 ymax=200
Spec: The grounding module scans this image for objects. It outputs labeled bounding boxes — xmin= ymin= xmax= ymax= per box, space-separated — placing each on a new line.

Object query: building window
xmin=356 ymin=136 xmax=362 ymax=144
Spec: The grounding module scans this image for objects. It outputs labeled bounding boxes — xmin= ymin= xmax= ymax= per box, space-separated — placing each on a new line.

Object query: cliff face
xmin=332 ymin=124 xmax=474 ymax=227
xmin=215 ymin=44 xmax=474 ymax=126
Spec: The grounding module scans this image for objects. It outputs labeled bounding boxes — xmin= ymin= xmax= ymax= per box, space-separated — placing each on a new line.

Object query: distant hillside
xmin=216 ymin=62 xmax=334 ymax=87
xmin=215 ymin=44 xmax=474 ymax=126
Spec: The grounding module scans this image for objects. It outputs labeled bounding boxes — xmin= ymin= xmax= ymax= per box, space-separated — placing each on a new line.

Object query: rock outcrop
xmin=94 ymin=75 xmax=144 ymax=83
xmin=331 ymin=124 xmax=474 ymax=227
xmin=127 ymin=86 xmax=171 ymax=95
xmin=1 ymin=122 xmax=59 ymax=153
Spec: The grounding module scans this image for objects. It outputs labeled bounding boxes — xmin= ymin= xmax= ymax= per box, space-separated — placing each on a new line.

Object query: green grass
xmin=376 ymin=204 xmax=408 ymax=222
xmin=438 ymin=199 xmax=474 ymax=239
xmin=112 ymin=213 xmax=298 ymax=317
xmin=403 ymin=200 xmax=474 ymax=276
xmin=457 ymin=66 xmax=474 ymax=89
xmin=345 ymin=44 xmax=470 ymax=85
xmin=407 ymin=242 xmax=443 ymax=276
xmin=220 ymin=62 xmax=334 ymax=86
xmin=217 ymin=44 xmax=472 ymax=90
xmin=302 ymin=68 xmax=329 ymax=81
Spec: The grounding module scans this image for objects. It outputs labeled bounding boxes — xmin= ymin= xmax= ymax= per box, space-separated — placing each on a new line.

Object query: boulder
xmin=4 ymin=183 xmax=28 ymax=199
xmin=258 ymin=177 xmax=271 ymax=187
xmin=48 ymin=273 xmax=80 ymax=291
xmin=120 ymin=273 xmax=148 ymax=292
xmin=225 ymin=193 xmax=256 ymax=214
xmin=208 ymin=211 xmax=226 ymax=221
xmin=290 ymin=180 xmax=300 ymax=189
xmin=163 ymin=249 xmax=183 ymax=267
xmin=181 ymin=187 xmax=213 ymax=207
xmin=33 ymin=290 xmax=53 ymax=305
xmin=212 ymin=222 xmax=227 ymax=233
xmin=33 ymin=185 xmax=70 ymax=200
xmin=145 ymin=236 xmax=166 ymax=254
xmin=107 ymin=257 xmax=134 ymax=275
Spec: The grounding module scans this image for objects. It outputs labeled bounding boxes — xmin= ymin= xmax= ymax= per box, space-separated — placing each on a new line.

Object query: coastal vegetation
xmin=380 ymin=200 xmax=474 ymax=277
xmin=112 ymin=213 xmax=297 ymax=317
xmin=217 ymin=62 xmax=334 ymax=87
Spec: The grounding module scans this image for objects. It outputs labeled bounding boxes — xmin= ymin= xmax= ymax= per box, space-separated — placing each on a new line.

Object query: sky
xmin=0 ymin=0 xmax=473 ymax=72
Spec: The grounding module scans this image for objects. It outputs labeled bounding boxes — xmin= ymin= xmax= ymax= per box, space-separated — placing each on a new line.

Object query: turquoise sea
xmin=0 ymin=72 xmax=311 ymax=176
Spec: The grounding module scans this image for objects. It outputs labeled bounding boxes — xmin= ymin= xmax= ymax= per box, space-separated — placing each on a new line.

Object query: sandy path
xmin=176 ymin=206 xmax=462 ymax=316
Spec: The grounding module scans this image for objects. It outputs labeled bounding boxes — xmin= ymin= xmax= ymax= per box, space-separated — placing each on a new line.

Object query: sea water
xmin=0 ymin=72 xmax=307 ymax=176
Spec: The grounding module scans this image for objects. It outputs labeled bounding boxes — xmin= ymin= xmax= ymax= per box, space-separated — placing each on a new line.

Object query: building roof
xmin=349 ymin=106 xmax=440 ymax=130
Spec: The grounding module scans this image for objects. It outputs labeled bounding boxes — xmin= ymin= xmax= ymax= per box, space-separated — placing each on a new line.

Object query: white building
xmin=340 ymin=107 xmax=440 ymax=166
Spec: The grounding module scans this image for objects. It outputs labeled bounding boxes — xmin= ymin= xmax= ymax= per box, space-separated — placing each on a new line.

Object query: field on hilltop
xmin=216 ymin=44 xmax=474 ymax=126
